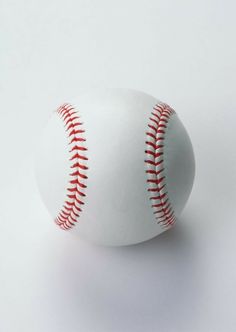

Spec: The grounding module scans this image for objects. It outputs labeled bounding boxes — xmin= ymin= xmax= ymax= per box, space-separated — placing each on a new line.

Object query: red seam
xmin=55 ymin=103 xmax=88 ymax=230
xmin=145 ymin=102 xmax=176 ymax=229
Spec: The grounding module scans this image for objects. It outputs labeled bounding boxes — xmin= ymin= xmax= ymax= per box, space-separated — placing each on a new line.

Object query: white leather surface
xmin=35 ymin=89 xmax=195 ymax=245
xmin=164 ymin=113 xmax=195 ymax=217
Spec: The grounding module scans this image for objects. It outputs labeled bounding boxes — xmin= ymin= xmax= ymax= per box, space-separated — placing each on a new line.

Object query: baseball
xmin=35 ymin=89 xmax=195 ymax=246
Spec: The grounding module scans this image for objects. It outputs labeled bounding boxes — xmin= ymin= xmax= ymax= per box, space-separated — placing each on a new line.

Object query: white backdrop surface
xmin=1 ymin=1 xmax=236 ymax=331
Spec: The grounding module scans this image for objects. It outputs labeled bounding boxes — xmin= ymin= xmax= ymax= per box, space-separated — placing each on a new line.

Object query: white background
xmin=1 ymin=1 xmax=236 ymax=331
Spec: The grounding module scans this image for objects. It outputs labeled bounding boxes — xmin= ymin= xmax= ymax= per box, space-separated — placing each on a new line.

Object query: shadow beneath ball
xmin=42 ymin=218 xmax=205 ymax=332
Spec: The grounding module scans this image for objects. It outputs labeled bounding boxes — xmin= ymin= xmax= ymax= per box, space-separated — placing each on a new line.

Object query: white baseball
xmin=35 ymin=89 xmax=195 ymax=246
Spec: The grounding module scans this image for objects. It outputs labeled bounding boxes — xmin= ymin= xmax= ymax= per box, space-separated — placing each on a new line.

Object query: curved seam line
xmin=55 ymin=103 xmax=88 ymax=230
xmin=145 ymin=102 xmax=176 ymax=228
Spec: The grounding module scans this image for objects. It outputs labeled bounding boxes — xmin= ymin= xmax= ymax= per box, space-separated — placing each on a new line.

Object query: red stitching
xmin=54 ymin=103 xmax=88 ymax=230
xmin=65 ymin=116 xmax=80 ymax=126
xmin=69 ymin=137 xmax=86 ymax=144
xmin=69 ymin=153 xmax=88 ymax=161
xmin=145 ymin=103 xmax=176 ymax=229
xmin=145 ymin=159 xmax=163 ymax=167
xmin=67 ymin=122 xmax=83 ymax=131
xmin=70 ymin=145 xmax=87 ymax=152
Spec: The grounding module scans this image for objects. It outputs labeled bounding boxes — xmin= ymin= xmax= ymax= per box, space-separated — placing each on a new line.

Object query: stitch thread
xmin=55 ymin=103 xmax=88 ymax=230
xmin=145 ymin=103 xmax=176 ymax=228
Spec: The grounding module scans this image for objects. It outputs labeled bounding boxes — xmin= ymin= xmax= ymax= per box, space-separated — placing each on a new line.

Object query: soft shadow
xmin=41 ymin=221 xmax=205 ymax=332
